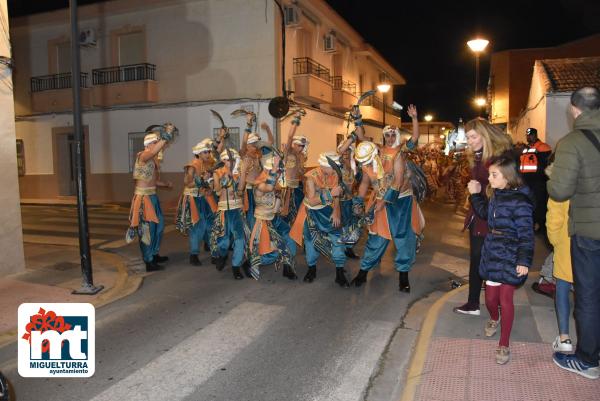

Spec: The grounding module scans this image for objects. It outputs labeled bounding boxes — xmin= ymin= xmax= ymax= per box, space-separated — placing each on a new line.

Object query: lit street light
xmin=474 ymin=97 xmax=486 ymax=107
xmin=467 ymin=38 xmax=489 ymax=115
xmin=377 ymin=80 xmax=391 ymax=126
xmin=424 ymin=114 xmax=433 ymax=143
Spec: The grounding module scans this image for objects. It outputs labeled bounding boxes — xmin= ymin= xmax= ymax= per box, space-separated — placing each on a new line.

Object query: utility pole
xmin=70 ymin=0 xmax=103 ymax=295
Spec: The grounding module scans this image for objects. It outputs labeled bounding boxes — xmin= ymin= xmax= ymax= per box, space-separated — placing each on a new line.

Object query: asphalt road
xmin=2 ymin=201 xmax=470 ymax=401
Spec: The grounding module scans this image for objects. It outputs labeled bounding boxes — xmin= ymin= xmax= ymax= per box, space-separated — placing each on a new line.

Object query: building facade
xmin=10 ymin=0 xmax=404 ymax=205
xmin=487 ymin=34 xmax=600 ymax=139
xmin=1 ymin=0 xmax=26 ymax=275
xmin=512 ymin=57 xmax=600 ymax=148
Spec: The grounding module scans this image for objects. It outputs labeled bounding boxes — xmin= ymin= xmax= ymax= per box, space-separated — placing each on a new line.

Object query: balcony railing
xmin=293 ymin=57 xmax=330 ymax=82
xmin=30 ymin=72 xmax=89 ymax=93
xmin=360 ymin=93 xmax=383 ymax=110
xmin=331 ymin=76 xmax=356 ymax=95
xmin=92 ymin=63 xmax=156 ymax=85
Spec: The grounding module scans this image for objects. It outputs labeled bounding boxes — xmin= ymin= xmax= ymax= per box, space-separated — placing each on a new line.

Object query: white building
xmin=510 ymin=56 xmax=600 ymax=148
xmin=10 ymin=0 xmax=405 ymax=205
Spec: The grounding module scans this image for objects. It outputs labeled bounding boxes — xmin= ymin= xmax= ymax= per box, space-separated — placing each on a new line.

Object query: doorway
xmin=55 ymin=132 xmax=78 ymax=196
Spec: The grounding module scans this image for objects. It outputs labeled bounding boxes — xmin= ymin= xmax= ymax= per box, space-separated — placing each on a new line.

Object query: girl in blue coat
xmin=468 ymin=154 xmax=534 ymax=365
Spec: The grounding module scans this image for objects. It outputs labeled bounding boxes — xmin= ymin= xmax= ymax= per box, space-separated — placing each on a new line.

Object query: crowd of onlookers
xmin=410 ymin=86 xmax=600 ymax=379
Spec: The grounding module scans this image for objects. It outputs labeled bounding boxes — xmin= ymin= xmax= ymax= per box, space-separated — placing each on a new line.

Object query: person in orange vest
xmin=519 ymin=128 xmax=552 ymax=231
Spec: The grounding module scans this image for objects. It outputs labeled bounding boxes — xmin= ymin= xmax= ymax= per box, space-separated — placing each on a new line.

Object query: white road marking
xmin=89 ymin=302 xmax=283 ymax=401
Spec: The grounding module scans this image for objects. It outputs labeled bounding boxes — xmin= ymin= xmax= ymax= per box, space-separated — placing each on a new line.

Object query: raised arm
xmin=139 ymin=139 xmax=167 ymax=162
xmin=350 ymin=105 xmax=366 ymax=141
xmin=406 ymin=104 xmax=420 ymax=149
xmin=240 ymin=113 xmax=255 ymax=156
xmin=215 ymin=128 xmax=227 ymax=154
xmin=284 ymin=112 xmax=302 ymax=156
xmin=337 ymin=135 xmax=355 ymax=155
xmin=261 ymin=122 xmax=274 ymax=145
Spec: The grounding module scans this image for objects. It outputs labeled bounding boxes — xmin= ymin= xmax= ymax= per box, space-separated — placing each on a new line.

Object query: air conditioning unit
xmin=284 ymin=5 xmax=300 ymax=26
xmin=323 ymin=34 xmax=336 ymax=53
xmin=79 ymin=28 xmax=97 ymax=47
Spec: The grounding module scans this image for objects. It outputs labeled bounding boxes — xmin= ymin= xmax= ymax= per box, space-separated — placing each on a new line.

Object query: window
xmin=213 ymin=127 xmax=240 ymax=151
xmin=128 ymin=132 xmax=146 ymax=172
xmin=56 ymin=42 xmax=71 ymax=73
xmin=118 ymin=31 xmax=145 ymax=66
xmin=16 ymin=139 xmax=25 ymax=176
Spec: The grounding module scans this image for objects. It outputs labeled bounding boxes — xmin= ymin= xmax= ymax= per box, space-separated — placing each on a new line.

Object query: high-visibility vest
xmin=519 ymin=141 xmax=551 ymax=174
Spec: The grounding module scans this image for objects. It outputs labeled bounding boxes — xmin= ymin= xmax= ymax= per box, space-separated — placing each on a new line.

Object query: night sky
xmin=9 ymin=0 xmax=600 ymax=123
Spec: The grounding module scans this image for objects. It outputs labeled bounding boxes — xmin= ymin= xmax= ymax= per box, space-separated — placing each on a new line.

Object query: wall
xmin=0 ymin=0 xmax=25 ymax=275
xmin=546 ymin=94 xmax=573 ymax=148
xmin=489 ymin=34 xmax=600 ymax=126
xmin=489 ymin=51 xmax=510 ymax=124
xmin=10 ymin=0 xmax=278 ymax=116
xmin=511 ymin=64 xmax=547 ymax=144
xmin=16 ymin=99 xmax=277 ymax=204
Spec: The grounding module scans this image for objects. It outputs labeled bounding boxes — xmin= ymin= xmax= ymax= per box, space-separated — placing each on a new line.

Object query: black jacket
xmin=470 ymin=186 xmax=534 ymax=285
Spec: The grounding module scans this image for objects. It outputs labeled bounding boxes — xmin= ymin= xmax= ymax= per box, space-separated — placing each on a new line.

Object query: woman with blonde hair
xmin=454 ymin=118 xmax=513 ymax=316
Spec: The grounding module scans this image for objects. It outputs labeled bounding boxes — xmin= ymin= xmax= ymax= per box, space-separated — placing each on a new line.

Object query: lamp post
xmin=467 ymin=38 xmax=489 ymax=111
xmin=377 ymin=81 xmax=391 ymax=127
xmin=474 ymin=96 xmax=487 ymax=115
xmin=424 ymin=114 xmax=433 ymax=144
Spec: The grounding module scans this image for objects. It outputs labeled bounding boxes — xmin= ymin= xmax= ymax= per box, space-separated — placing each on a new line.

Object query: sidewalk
xmin=0 ymin=243 xmax=142 ymax=348
xmin=401 ymin=274 xmax=600 ymax=401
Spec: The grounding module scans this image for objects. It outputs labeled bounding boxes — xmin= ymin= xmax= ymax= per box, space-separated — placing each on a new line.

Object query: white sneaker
xmin=552 ymin=336 xmax=574 ymax=352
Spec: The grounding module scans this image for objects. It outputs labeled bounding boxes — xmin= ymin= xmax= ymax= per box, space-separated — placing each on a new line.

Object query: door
xmin=56 ymin=133 xmax=77 ymax=196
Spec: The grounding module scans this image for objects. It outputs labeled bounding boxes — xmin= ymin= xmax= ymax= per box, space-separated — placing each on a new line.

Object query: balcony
xmin=359 ymin=93 xmax=402 ymax=126
xmin=292 ymin=57 xmax=333 ymax=105
xmin=91 ymin=63 xmax=158 ymax=107
xmin=330 ymin=76 xmax=357 ymax=112
xmin=30 ymin=72 xmax=91 ymax=113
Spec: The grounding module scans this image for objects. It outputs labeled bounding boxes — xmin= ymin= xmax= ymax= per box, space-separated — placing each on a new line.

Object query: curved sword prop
xmin=346 ymin=89 xmax=377 ymax=132
xmin=356 ymin=89 xmax=377 ymax=106
xmin=231 ymin=109 xmax=257 ymax=132
xmin=325 ymin=156 xmax=350 ymax=196
xmin=210 ymin=109 xmax=230 ymax=141
xmin=281 ymin=107 xmax=306 ymax=121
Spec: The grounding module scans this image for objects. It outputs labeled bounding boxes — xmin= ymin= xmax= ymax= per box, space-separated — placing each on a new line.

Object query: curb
xmin=90 ymin=249 xmax=144 ymax=309
xmin=398 ymin=284 xmax=468 ymax=401
xmin=0 ymin=249 xmax=143 ymax=349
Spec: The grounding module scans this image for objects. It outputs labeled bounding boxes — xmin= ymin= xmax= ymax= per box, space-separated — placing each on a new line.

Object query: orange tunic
xmin=289 ymin=168 xmax=339 ymax=246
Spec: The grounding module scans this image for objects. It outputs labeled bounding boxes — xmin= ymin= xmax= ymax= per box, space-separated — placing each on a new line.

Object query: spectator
xmin=548 ymin=86 xmax=600 ymax=380
xmin=454 ymin=118 xmax=513 ymax=316
xmin=545 ymin=154 xmax=574 ymax=353
xmin=468 ymin=154 xmax=534 ymax=365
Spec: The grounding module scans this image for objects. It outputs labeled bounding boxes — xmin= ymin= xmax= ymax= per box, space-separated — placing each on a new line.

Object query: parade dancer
xmin=240 ymin=114 xmax=273 ymax=230
xmin=175 ymin=138 xmax=219 ymax=266
xmin=336 ymin=141 xmax=360 ymax=258
xmin=280 ymin=113 xmax=308 ymax=225
xmin=290 ymin=152 xmax=349 ymax=287
xmin=210 ymin=148 xmax=249 ymax=279
xmin=349 ymin=104 xmax=422 ymax=292
xmin=247 ymin=143 xmax=297 ymax=281
xmin=127 ymin=124 xmax=175 ymax=272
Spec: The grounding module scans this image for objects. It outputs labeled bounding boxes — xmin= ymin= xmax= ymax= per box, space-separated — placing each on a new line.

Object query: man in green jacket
xmin=548 ymin=86 xmax=600 ymax=380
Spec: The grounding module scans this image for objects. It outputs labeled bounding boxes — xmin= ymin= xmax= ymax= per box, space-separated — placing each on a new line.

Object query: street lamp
xmin=467 ymin=38 xmax=489 ymax=105
xmin=474 ymin=97 xmax=486 ymax=107
xmin=377 ymin=81 xmax=391 ymax=126
xmin=424 ymin=114 xmax=433 ymax=143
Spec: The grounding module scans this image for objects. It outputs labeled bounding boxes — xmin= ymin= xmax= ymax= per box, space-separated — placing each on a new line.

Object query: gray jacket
xmin=548 ymin=109 xmax=600 ymax=239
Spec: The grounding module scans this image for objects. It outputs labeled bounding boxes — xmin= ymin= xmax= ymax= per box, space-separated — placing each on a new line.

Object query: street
xmin=1 ymin=201 xmax=471 ymax=401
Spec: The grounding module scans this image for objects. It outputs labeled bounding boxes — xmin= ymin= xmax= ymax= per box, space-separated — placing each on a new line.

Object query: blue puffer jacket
xmin=470 ymin=186 xmax=534 ymax=286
